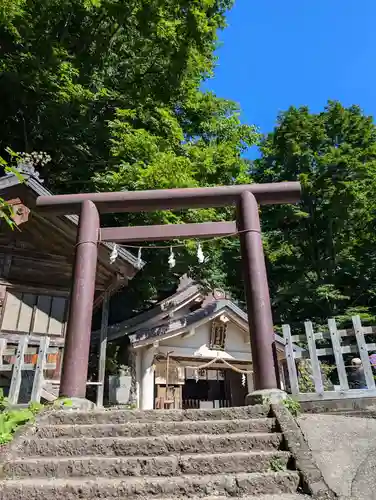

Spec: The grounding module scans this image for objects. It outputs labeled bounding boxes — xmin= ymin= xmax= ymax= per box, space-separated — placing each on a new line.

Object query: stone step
xmin=158 ymin=496 xmax=310 ymax=500
xmin=245 ymin=497 xmax=309 ymax=499
xmin=41 ymin=405 xmax=269 ymax=426
xmin=0 ymin=471 xmax=300 ymax=500
xmin=21 ymin=432 xmax=283 ymax=458
xmin=3 ymin=450 xmax=290 ymax=479
xmin=325 ymin=408 xmax=376 ymax=418
xmin=58 ymin=496 xmax=309 ymax=500
xmin=35 ymin=418 xmax=277 ymax=439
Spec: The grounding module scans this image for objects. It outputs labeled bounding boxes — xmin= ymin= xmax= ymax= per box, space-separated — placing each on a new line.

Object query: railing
xmin=0 ymin=336 xmax=59 ymax=404
xmin=283 ymin=315 xmax=376 ymax=401
xmin=182 ymin=399 xmax=231 ymax=409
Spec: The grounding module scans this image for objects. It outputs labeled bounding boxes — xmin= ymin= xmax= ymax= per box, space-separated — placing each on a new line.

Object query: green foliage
xmin=28 ymin=402 xmax=44 ymax=415
xmin=269 ymin=456 xmax=285 ymax=472
xmin=120 ymin=403 xmax=137 ymax=410
xmin=282 ymin=396 xmax=301 ymax=417
xmin=222 ymin=101 xmax=376 ymax=328
xmin=0 ymin=149 xmax=25 ymax=229
xmin=0 ymin=389 xmax=9 ymax=412
xmin=260 ymin=101 xmax=376 ymax=328
xmin=297 ymin=360 xmax=335 ymax=393
xmin=52 ymin=397 xmax=73 ymax=408
xmin=0 ymin=0 xmax=259 ymax=319
xmin=0 ymin=393 xmax=44 ymax=445
xmin=0 ymin=0 xmax=236 ymax=192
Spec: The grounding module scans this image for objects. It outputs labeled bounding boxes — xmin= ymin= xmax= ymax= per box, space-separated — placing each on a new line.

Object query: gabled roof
xmin=91 ymin=276 xmax=301 ymax=353
xmin=0 ymin=166 xmax=143 ymax=291
xmin=128 ymin=298 xmax=288 ymax=349
xmin=91 ymin=277 xmax=202 ymax=342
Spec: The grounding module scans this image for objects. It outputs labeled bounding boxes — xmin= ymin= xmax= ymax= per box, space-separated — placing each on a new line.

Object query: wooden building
xmin=94 ymin=277 xmax=299 ymax=410
xmin=0 ymin=164 xmax=141 ymax=402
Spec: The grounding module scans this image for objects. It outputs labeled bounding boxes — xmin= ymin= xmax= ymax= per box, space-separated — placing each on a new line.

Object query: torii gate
xmin=36 ymin=182 xmax=301 ymax=400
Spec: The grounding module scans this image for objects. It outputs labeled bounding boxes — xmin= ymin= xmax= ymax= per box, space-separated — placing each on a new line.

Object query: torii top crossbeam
xmin=35 ymin=182 xmax=301 ymax=214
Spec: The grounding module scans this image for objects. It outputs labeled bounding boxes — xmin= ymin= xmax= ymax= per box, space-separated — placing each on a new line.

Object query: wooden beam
xmin=92 ymin=274 xmax=127 ymax=310
xmin=283 ymin=324 xmax=299 ymax=396
xmin=97 ymin=290 xmax=110 ymax=407
xmin=328 ymin=318 xmax=349 ymax=391
xmin=36 ymin=181 xmax=301 ymax=214
xmin=101 ymin=221 xmax=237 ymax=243
xmin=352 ymin=315 xmax=375 ymax=390
xmin=30 ymin=336 xmax=49 ymax=402
xmin=8 ymin=336 xmax=28 ymax=404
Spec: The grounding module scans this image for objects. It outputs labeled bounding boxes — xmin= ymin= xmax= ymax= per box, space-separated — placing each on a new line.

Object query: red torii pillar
xmin=36 ymin=181 xmax=301 ymax=400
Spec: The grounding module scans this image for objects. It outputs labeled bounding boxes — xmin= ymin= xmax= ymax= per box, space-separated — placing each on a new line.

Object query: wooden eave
xmin=0 ymin=176 xmax=142 ymax=292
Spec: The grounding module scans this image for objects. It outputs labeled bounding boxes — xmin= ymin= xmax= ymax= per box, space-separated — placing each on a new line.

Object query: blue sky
xmin=204 ymin=0 xmax=376 ymax=155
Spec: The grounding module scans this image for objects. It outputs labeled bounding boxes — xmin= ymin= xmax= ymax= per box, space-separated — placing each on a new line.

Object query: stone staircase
xmin=0 ymin=405 xmax=310 ymax=499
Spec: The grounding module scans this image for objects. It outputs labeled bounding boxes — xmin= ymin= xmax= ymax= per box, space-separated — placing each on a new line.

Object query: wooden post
xmin=31 ymin=336 xmax=49 ymax=402
xmin=328 ymin=318 xmax=349 ymax=391
xmin=283 ymin=324 xmax=299 ymax=395
xmin=237 ymin=191 xmax=277 ymax=390
xmin=0 ymin=339 xmax=6 ymax=367
xmin=59 ymin=200 xmax=99 ymax=398
xmin=97 ymin=290 xmax=110 ymax=407
xmin=304 ymin=321 xmax=324 ymax=394
xmin=352 ymin=315 xmax=375 ymax=389
xmin=9 ymin=336 xmax=28 ymax=405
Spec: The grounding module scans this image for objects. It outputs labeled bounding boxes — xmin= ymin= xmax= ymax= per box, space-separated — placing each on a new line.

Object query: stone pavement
xmin=298 ymin=413 xmax=376 ymax=499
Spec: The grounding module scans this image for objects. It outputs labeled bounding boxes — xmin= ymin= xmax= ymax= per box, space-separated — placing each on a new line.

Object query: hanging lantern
xmin=194 ymin=369 xmax=199 ymax=383
xmin=242 ymin=373 xmax=246 ymax=387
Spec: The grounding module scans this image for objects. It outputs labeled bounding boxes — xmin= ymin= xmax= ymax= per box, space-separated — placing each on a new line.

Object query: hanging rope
xmin=184 ymin=358 xmax=219 ymax=370
xmin=183 ymin=356 xmax=253 ymax=374
xmin=221 ymin=358 xmax=253 ymax=375
xmin=113 ymin=227 xmax=256 ymax=250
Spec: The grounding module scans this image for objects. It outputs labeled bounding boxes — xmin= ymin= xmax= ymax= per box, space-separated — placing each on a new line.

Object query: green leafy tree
xmin=249 ymin=101 xmax=376 ymax=328
xmin=96 ymin=91 xmax=258 ymax=318
xmin=0 ymin=0 xmax=233 ymax=190
xmin=0 ymin=0 xmax=259 ymax=318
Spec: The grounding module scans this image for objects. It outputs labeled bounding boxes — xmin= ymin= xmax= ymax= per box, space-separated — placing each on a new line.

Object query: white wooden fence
xmin=0 ymin=336 xmax=59 ymax=404
xmin=283 ymin=315 xmax=376 ymax=401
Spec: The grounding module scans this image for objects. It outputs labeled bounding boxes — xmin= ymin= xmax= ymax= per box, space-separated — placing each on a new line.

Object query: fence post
xmin=0 ymin=338 xmax=6 ymax=367
xmin=352 ymin=315 xmax=375 ymax=389
xmin=97 ymin=290 xmax=110 ymax=407
xmin=304 ymin=321 xmax=324 ymax=394
xmin=9 ymin=336 xmax=28 ymax=405
xmin=31 ymin=336 xmax=50 ymax=402
xmin=328 ymin=318 xmax=349 ymax=391
xmin=283 ymin=324 xmax=299 ymax=395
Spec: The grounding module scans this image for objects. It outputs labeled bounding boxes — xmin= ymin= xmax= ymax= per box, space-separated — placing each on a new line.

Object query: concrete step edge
xmin=41 ymin=405 xmax=270 ymax=424
xmin=0 ymin=472 xmax=301 ymax=499
xmin=19 ymin=432 xmax=283 ymax=458
xmin=25 ymin=431 xmax=282 ymax=443
xmin=0 ymin=471 xmax=300 ymax=486
xmin=7 ymin=450 xmax=291 ymax=464
xmin=65 ymin=497 xmax=308 ymax=500
xmin=2 ymin=451 xmax=292 ymax=479
xmin=141 ymin=496 xmax=310 ymax=500
xmin=37 ymin=417 xmax=276 ymax=430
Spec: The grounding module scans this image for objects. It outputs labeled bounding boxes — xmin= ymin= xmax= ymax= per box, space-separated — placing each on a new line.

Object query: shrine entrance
xmin=154 ymin=367 xmax=248 ymax=410
xmin=35 ymin=181 xmax=301 ymax=400
xmin=182 ymin=369 xmax=247 ymax=409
